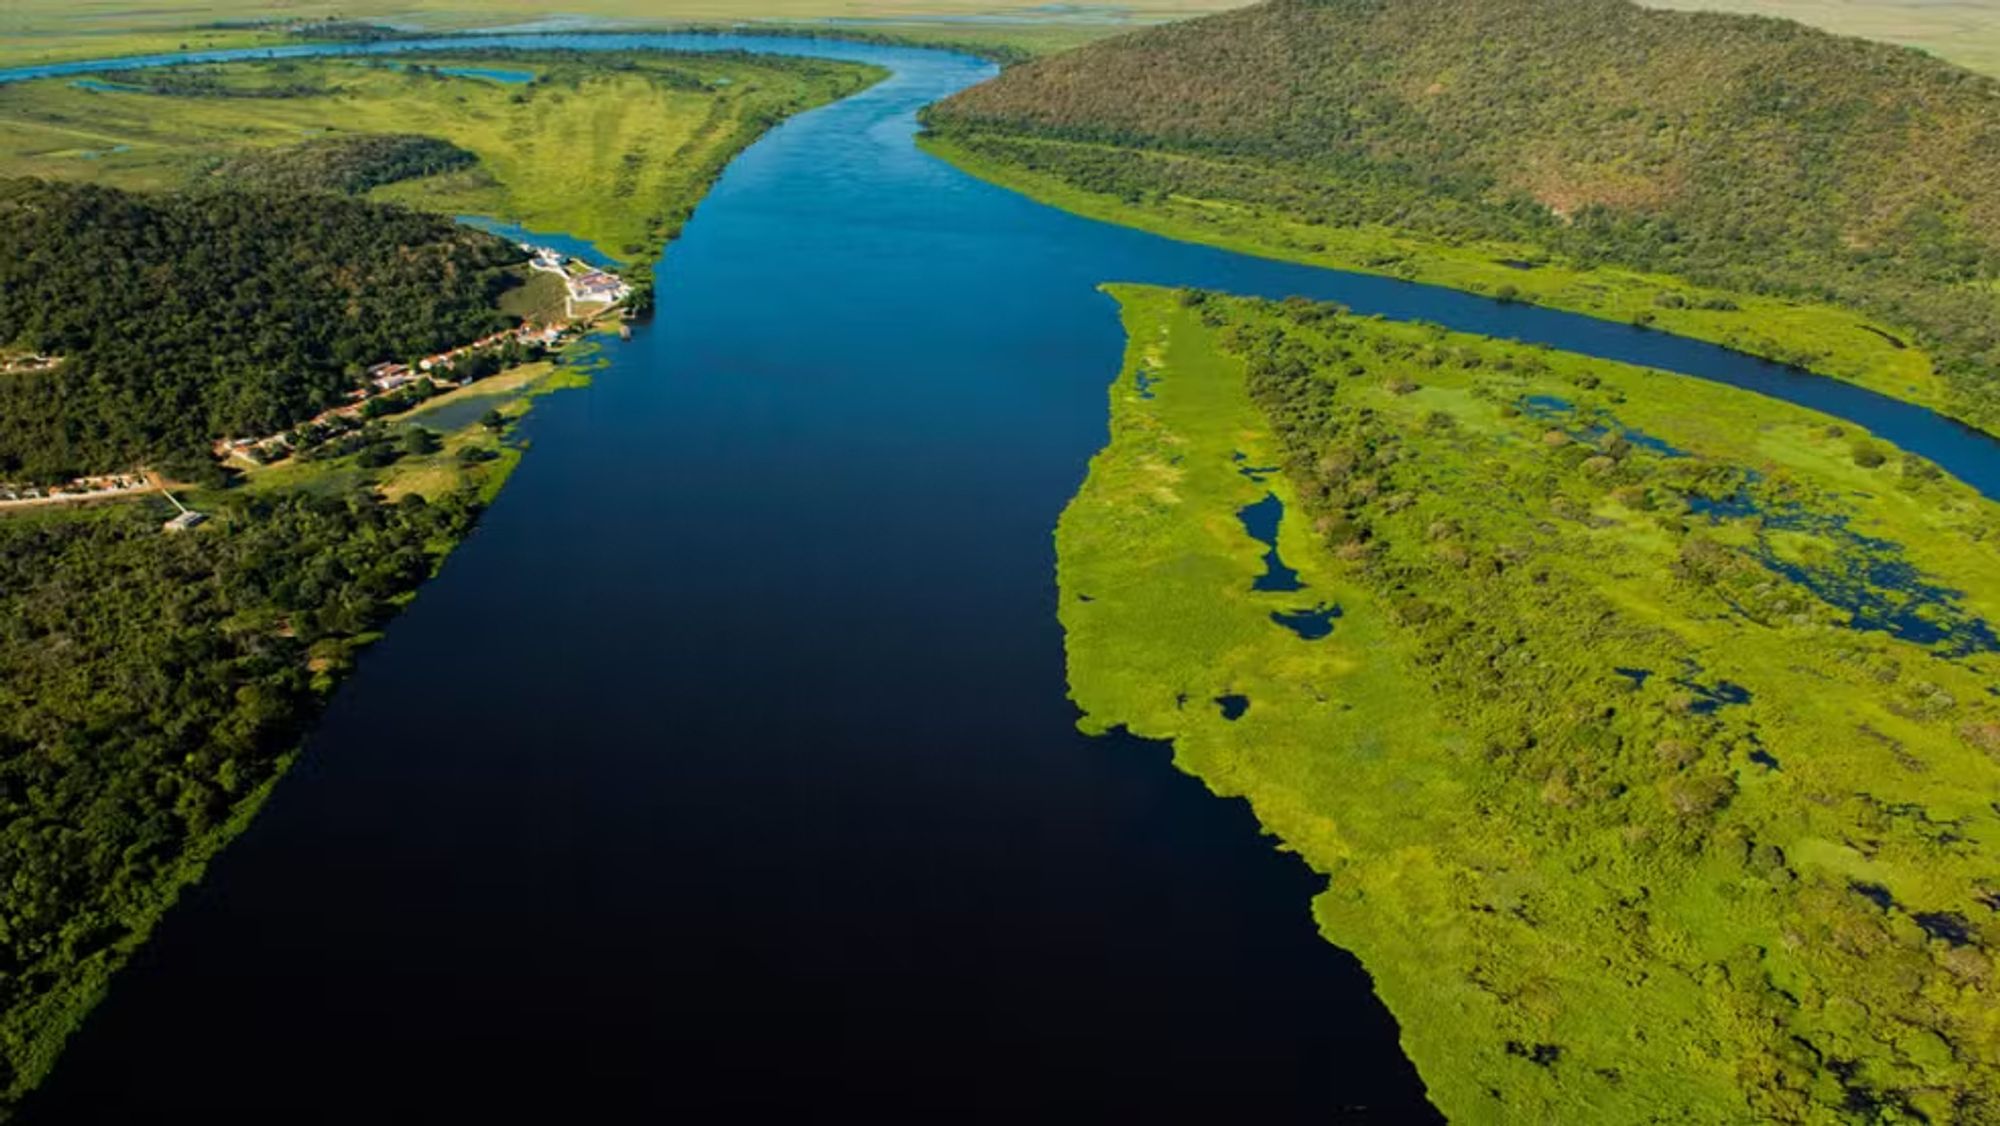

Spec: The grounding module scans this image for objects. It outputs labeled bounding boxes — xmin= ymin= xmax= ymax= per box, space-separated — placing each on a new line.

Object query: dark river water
xmin=10 ymin=33 xmax=1999 ymax=1122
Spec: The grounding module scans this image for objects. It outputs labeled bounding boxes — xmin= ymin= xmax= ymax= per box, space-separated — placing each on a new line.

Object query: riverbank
xmin=14 ymin=32 xmax=1999 ymax=1122
xmin=0 ymin=43 xmax=885 ymax=1115
xmin=920 ymin=135 xmax=1960 ymax=431
xmin=1061 ymin=284 xmax=2000 ymax=1119
xmin=0 ymin=325 xmax=609 ymax=1108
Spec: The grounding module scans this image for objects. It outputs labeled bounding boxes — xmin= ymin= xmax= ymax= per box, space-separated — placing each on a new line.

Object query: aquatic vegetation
xmin=1060 ymin=285 xmax=2000 ymax=1121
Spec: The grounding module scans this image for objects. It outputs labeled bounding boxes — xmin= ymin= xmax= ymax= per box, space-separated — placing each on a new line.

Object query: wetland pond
xmin=7 ymin=32 xmax=1999 ymax=1122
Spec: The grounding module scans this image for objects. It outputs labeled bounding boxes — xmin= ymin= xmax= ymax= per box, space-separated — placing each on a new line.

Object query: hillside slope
xmin=925 ymin=0 xmax=2000 ymax=430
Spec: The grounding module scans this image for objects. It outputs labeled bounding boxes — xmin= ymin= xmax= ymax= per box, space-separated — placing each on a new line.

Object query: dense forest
xmin=0 ymin=489 xmax=486 ymax=1107
xmin=95 ymin=65 xmax=337 ymax=98
xmin=926 ymin=0 xmax=2000 ymax=430
xmin=0 ymin=178 xmax=522 ymax=481
xmin=205 ymin=134 xmax=478 ymax=195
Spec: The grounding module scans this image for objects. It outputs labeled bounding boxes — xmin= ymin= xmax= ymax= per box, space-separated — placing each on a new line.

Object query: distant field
xmin=1642 ymin=0 xmax=2000 ymax=77
xmin=0 ymin=1 xmax=1241 ymax=68
xmin=2 ymin=0 xmax=1999 ymax=76
xmin=0 ymin=53 xmax=879 ymax=261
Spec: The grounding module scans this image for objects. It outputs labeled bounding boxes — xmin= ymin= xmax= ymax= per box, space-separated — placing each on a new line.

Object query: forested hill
xmin=0 ymin=178 xmax=520 ymax=481
xmin=925 ymin=0 xmax=2000 ymax=428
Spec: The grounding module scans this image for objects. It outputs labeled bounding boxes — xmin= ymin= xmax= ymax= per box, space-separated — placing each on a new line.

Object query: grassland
xmin=1641 ymin=0 xmax=2000 ymax=79
xmin=0 ymin=52 xmax=882 ymax=263
xmin=0 ymin=1 xmax=1242 ymax=70
xmin=1063 ymin=284 xmax=2000 ymax=1121
xmin=7 ymin=0 xmax=1997 ymax=77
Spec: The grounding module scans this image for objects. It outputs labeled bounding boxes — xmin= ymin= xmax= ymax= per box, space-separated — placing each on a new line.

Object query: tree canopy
xmin=205 ymin=134 xmax=478 ymax=195
xmin=0 ymin=178 xmax=521 ymax=481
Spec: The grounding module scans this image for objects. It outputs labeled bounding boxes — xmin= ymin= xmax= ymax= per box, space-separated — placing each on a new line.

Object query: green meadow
xmin=1062 ymin=285 xmax=2000 ymax=1121
xmin=0 ymin=0 xmax=1238 ymax=70
xmin=6 ymin=0 xmax=1995 ymax=78
xmin=0 ymin=52 xmax=882 ymax=263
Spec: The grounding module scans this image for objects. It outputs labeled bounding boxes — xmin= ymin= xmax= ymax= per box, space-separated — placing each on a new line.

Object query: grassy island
xmin=1062 ymin=284 xmax=2000 ymax=1121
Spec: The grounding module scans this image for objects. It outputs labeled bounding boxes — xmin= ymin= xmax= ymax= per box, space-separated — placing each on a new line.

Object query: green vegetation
xmin=0 ymin=50 xmax=883 ymax=482
xmin=0 ymin=1 xmax=1241 ymax=68
xmin=0 ymin=41 xmax=881 ymax=1116
xmin=0 ymin=52 xmax=882 ymax=265
xmin=207 ymin=133 xmax=477 ymax=194
xmin=0 ymin=178 xmax=521 ymax=482
xmin=1064 ymin=284 xmax=2000 ymax=1121
xmin=94 ymin=64 xmax=341 ymax=98
xmin=1640 ymin=0 xmax=2000 ymax=82
xmin=6 ymin=0 xmax=1997 ymax=78
xmin=923 ymin=0 xmax=2000 ymax=434
xmin=0 ymin=340 xmax=564 ymax=1109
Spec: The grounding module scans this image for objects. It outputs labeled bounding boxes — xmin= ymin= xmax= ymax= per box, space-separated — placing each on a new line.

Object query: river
xmin=9 ymin=33 xmax=1997 ymax=1121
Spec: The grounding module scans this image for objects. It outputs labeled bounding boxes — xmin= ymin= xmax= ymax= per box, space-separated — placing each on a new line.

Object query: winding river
xmin=9 ymin=34 xmax=1998 ymax=1120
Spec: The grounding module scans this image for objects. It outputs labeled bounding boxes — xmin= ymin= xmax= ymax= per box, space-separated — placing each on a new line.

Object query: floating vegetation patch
xmin=1691 ymin=477 xmax=2000 ymax=656
xmin=1668 ymin=662 xmax=1753 ymax=715
xmin=1518 ymin=394 xmax=1689 ymax=458
xmin=1060 ymin=288 xmax=2000 ymax=1121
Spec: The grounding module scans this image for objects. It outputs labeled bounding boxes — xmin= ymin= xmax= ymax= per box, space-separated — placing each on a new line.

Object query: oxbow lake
xmin=9 ymin=34 xmax=1998 ymax=1121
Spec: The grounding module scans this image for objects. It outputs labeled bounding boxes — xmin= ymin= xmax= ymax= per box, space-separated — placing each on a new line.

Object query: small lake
xmin=453 ymin=213 xmax=621 ymax=268
xmin=395 ymin=62 xmax=536 ymax=83
xmin=8 ymin=31 xmax=1998 ymax=1123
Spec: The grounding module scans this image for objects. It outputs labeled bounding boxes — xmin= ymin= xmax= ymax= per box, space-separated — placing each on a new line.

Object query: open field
xmin=0 ymin=52 xmax=881 ymax=262
xmin=0 ymin=1 xmax=1241 ymax=69
xmin=2 ymin=0 xmax=1997 ymax=76
xmin=1063 ymin=284 xmax=2000 ymax=1120
xmin=1643 ymin=0 xmax=2000 ymax=78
